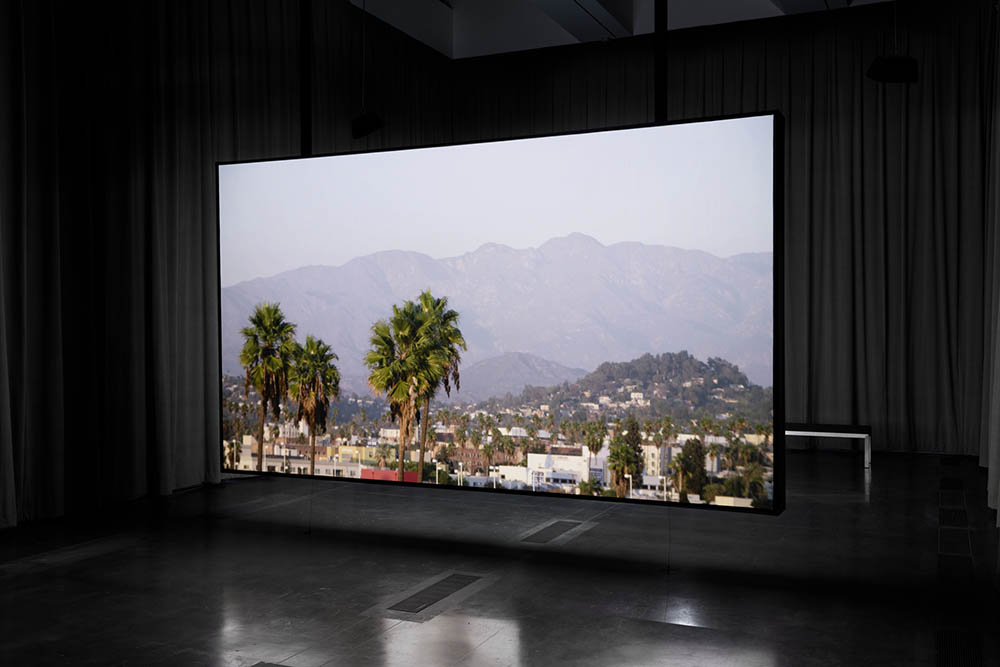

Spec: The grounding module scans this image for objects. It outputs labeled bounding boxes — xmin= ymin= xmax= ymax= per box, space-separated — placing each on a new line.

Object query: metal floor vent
xmin=388 ymin=573 xmax=482 ymax=613
xmin=522 ymin=520 xmax=582 ymax=544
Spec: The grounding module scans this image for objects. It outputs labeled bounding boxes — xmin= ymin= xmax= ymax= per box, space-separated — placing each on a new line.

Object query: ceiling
xmin=349 ymin=0 xmax=893 ymax=60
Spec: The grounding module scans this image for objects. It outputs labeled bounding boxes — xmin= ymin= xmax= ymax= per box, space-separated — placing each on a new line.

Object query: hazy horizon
xmin=219 ymin=116 xmax=774 ymax=287
xmin=225 ymin=231 xmax=775 ymax=287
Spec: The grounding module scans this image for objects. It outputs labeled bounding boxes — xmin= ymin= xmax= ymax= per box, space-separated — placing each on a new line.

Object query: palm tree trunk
xmin=397 ymin=415 xmax=408 ymax=483
xmin=417 ymin=396 xmax=431 ymax=483
xmin=257 ymin=401 xmax=266 ymax=472
xmin=309 ymin=432 xmax=316 ymax=476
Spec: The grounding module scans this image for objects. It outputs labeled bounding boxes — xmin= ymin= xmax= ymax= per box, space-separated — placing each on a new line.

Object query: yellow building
xmin=337 ymin=444 xmax=376 ymax=464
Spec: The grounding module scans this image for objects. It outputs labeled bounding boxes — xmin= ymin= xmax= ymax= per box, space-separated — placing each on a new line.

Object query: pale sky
xmin=219 ymin=115 xmax=774 ymax=287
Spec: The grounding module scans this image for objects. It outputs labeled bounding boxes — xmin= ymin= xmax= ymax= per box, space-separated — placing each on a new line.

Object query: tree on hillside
xmin=290 ymin=335 xmax=340 ymax=476
xmin=240 ymin=302 xmax=297 ymax=472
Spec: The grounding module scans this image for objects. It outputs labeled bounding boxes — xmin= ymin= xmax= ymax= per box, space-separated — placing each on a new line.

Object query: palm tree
xmin=584 ymin=421 xmax=606 ymax=473
xmin=224 ymin=439 xmax=241 ymax=469
xmin=501 ymin=434 xmax=517 ymax=463
xmin=607 ymin=433 xmax=643 ymax=498
xmin=482 ymin=440 xmax=495 ymax=475
xmin=670 ymin=450 xmax=689 ymax=497
xmin=742 ymin=461 xmax=766 ymax=499
xmin=469 ymin=421 xmax=483 ymax=450
xmin=290 ymin=335 xmax=340 ymax=476
xmin=240 ymin=302 xmax=297 ymax=472
xmin=755 ymin=422 xmax=773 ymax=452
xmin=365 ymin=300 xmax=446 ymax=482
xmin=415 ymin=290 xmax=467 ymax=484
xmin=375 ymin=442 xmax=393 ymax=469
xmin=560 ymin=421 xmax=574 ymax=448
xmin=707 ymin=441 xmax=722 ymax=477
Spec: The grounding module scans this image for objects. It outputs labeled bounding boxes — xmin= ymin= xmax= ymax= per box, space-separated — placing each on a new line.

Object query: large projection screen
xmin=218 ymin=113 xmax=784 ymax=513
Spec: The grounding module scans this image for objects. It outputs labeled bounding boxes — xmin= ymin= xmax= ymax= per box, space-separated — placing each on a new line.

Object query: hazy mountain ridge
xmin=221 ymin=233 xmax=773 ymax=395
xmin=452 ymin=352 xmax=588 ymax=403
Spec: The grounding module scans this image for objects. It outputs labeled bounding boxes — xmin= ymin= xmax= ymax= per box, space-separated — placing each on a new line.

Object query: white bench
xmin=785 ymin=423 xmax=872 ymax=469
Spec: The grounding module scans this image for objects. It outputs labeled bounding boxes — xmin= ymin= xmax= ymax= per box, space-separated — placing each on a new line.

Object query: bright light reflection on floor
xmin=376 ymin=615 xmax=519 ymax=666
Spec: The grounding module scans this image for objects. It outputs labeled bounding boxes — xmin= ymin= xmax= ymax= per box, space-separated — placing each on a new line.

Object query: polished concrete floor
xmin=1 ymin=450 xmax=998 ymax=666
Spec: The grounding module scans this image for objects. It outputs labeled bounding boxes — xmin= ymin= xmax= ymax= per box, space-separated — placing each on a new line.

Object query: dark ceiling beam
xmin=770 ymin=0 xmax=853 ymax=13
xmin=534 ymin=0 xmax=633 ymax=41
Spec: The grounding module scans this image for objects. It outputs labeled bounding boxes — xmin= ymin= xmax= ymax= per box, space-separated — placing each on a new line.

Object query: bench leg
xmin=864 ymin=435 xmax=871 ymax=469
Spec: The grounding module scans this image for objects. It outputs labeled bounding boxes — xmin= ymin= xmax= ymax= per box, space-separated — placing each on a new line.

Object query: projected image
xmin=219 ymin=115 xmax=778 ymax=510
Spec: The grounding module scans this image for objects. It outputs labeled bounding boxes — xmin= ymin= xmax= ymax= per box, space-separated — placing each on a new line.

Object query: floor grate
xmin=521 ymin=520 xmax=583 ymax=544
xmin=388 ymin=573 xmax=482 ymax=614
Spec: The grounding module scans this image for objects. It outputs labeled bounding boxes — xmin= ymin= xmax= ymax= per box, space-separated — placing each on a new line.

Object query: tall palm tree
xmin=240 ymin=302 xmax=297 ymax=472
xmin=560 ymin=420 xmax=574 ymax=448
xmin=415 ymin=290 xmax=466 ymax=483
xmin=365 ymin=300 xmax=446 ymax=482
xmin=584 ymin=421 xmax=606 ymax=473
xmin=607 ymin=433 xmax=643 ymax=498
xmin=469 ymin=421 xmax=482 ymax=449
xmin=707 ymin=441 xmax=722 ymax=476
xmin=482 ymin=440 xmax=495 ymax=476
xmin=290 ymin=335 xmax=340 ymax=476
xmin=670 ymin=450 xmax=689 ymax=497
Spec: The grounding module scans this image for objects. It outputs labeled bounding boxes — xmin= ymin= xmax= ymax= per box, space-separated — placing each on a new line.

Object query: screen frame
xmin=215 ymin=111 xmax=786 ymax=515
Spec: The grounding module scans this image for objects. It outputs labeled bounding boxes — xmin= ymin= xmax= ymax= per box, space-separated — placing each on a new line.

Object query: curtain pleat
xmin=981 ymin=4 xmax=1000 ymax=527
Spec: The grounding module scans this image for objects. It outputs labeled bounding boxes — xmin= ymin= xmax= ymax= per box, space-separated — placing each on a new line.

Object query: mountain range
xmin=221 ymin=233 xmax=773 ymax=401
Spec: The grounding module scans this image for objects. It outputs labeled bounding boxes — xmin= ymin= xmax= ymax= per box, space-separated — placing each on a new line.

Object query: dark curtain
xmin=658 ymin=2 xmax=997 ymax=457
xmin=981 ymin=3 xmax=1000 ymax=525
xmin=2 ymin=0 xmax=998 ymax=528
xmin=0 ymin=0 xmax=450 ymax=527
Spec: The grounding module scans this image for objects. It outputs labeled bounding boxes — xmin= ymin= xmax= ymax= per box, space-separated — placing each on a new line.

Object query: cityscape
xmin=222 ymin=298 xmax=774 ymax=508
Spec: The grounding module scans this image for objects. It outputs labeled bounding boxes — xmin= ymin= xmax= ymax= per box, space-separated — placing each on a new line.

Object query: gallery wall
xmin=1 ymin=0 xmax=997 ymax=526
